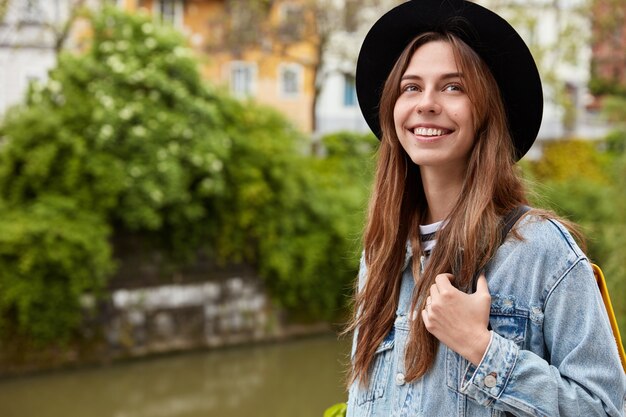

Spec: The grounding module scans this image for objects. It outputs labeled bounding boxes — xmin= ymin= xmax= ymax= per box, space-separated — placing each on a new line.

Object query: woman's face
xmin=393 ymin=40 xmax=476 ymax=170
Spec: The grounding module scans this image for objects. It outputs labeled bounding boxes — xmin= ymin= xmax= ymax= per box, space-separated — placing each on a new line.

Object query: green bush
xmin=0 ymin=196 xmax=112 ymax=342
xmin=213 ymin=129 xmax=377 ymax=319
xmin=0 ymin=6 xmax=380 ymax=342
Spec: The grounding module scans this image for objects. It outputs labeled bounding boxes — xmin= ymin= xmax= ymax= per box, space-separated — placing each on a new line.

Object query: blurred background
xmin=0 ymin=0 xmax=624 ymax=416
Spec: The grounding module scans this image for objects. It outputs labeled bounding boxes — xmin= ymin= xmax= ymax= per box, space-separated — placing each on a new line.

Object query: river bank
xmin=0 ymin=259 xmax=345 ymax=378
xmin=0 ymin=333 xmax=351 ymax=417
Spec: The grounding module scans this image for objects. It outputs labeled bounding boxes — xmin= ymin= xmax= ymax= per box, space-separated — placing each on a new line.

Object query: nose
xmin=416 ymin=89 xmax=441 ymax=114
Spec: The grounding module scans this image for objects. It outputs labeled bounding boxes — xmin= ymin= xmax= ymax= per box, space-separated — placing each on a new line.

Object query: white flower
xmin=130 ymin=70 xmax=145 ymax=82
xmin=99 ymin=95 xmax=114 ymax=109
xmin=53 ymin=94 xmax=66 ymax=105
xmin=131 ymin=126 xmax=146 ymax=137
xmin=100 ymin=124 xmax=114 ymax=139
xmin=116 ymin=40 xmax=129 ymax=52
xmin=141 ymin=22 xmax=154 ymax=34
xmin=120 ymin=106 xmax=133 ymax=120
xmin=211 ymin=160 xmax=223 ymax=172
xmin=106 ymin=55 xmax=126 ymax=74
xmin=99 ymin=41 xmax=114 ymax=53
xmin=149 ymin=91 xmax=161 ymax=101
xmin=145 ymin=37 xmax=157 ymax=50
xmin=173 ymin=46 xmax=189 ymax=57
xmin=48 ymin=80 xmax=62 ymax=94
xmin=149 ymin=189 xmax=163 ymax=203
xmin=129 ymin=166 xmax=142 ymax=177
xmin=191 ymin=154 xmax=203 ymax=166
xmin=168 ymin=142 xmax=180 ymax=154
xmin=200 ymin=178 xmax=214 ymax=192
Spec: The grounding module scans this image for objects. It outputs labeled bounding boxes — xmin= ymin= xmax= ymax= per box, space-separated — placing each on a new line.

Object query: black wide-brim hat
xmin=356 ymin=0 xmax=543 ymax=160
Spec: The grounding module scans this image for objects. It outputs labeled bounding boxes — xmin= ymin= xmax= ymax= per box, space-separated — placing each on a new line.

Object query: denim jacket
xmin=347 ymin=216 xmax=626 ymax=416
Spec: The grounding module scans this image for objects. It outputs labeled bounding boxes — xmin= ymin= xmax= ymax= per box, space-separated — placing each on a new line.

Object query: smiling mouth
xmin=412 ymin=127 xmax=452 ymax=137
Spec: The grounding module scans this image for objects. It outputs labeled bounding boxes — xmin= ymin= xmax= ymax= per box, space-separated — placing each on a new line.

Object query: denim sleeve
xmin=460 ymin=259 xmax=626 ymax=416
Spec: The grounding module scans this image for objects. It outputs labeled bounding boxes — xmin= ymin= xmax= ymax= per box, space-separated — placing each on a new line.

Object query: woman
xmin=346 ymin=1 xmax=626 ymax=416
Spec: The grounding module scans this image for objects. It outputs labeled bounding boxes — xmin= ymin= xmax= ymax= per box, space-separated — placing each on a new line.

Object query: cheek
xmin=393 ymin=102 xmax=403 ymax=127
xmin=452 ymin=104 xmax=474 ymax=130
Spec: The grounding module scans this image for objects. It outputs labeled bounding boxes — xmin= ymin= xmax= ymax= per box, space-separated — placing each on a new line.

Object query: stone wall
xmin=103 ymin=276 xmax=278 ymax=356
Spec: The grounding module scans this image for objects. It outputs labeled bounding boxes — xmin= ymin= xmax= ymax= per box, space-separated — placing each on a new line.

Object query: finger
xmin=429 ymin=283 xmax=439 ymax=297
xmin=426 ymin=296 xmax=432 ymax=306
xmin=421 ymin=308 xmax=432 ymax=331
xmin=475 ymin=274 xmax=490 ymax=295
xmin=435 ymin=273 xmax=455 ymax=290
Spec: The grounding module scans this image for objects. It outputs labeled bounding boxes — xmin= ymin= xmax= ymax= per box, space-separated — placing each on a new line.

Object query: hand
xmin=421 ymin=273 xmax=492 ymax=365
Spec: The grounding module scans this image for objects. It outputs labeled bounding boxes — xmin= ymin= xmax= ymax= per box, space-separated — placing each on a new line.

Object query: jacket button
xmin=395 ymin=372 xmax=406 ymax=386
xmin=484 ymin=373 xmax=497 ymax=388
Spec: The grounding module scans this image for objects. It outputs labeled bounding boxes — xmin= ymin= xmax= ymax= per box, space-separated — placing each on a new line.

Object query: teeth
xmin=414 ymin=127 xmax=446 ymax=136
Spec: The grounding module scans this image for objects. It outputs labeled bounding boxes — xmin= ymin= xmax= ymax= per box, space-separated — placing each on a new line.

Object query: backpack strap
xmin=592 ymin=264 xmax=626 ymax=372
xmin=500 ymin=205 xmax=531 ymax=244
xmin=470 ymin=205 xmax=531 ymax=294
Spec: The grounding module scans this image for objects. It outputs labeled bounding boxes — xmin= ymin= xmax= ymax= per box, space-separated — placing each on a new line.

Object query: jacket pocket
xmin=446 ymin=296 xmax=529 ymax=393
xmin=355 ymin=328 xmax=395 ymax=406
xmin=489 ymin=295 xmax=529 ymax=348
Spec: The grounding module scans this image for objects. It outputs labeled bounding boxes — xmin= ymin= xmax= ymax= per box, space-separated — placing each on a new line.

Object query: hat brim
xmin=356 ymin=0 xmax=543 ymax=161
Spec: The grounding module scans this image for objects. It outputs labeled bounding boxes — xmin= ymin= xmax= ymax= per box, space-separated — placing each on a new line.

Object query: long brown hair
xmin=348 ymin=32 xmax=531 ymax=385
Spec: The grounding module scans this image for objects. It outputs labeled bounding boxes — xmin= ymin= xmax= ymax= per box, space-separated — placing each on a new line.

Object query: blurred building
xmin=118 ymin=0 xmax=319 ymax=133
xmin=0 ymin=0 xmax=99 ymax=116
xmin=5 ymin=1 xmax=618 ymax=145
xmin=589 ymin=0 xmax=626 ymax=101
xmin=477 ymin=0 xmax=611 ymax=156
xmin=314 ymin=0 xmax=402 ymax=136
xmin=0 ymin=0 xmax=63 ymax=115
xmin=116 ymin=0 xmax=408 ymax=136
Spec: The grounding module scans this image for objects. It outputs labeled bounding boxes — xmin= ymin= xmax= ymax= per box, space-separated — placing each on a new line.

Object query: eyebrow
xmin=400 ymin=72 xmax=463 ymax=82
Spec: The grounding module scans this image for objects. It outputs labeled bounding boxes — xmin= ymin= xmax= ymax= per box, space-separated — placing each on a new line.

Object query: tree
xmin=0 ymin=0 xmax=91 ymax=53
xmin=0 ymin=6 xmax=380 ymax=342
xmin=480 ymin=0 xmax=591 ymax=136
xmin=205 ymin=0 xmax=402 ymax=132
xmin=588 ymin=0 xmax=626 ymax=97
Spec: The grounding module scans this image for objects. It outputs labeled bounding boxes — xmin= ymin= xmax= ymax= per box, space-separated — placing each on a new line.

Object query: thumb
xmin=475 ymin=274 xmax=490 ymax=295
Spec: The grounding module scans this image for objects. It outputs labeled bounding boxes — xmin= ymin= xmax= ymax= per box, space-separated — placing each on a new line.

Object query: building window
xmin=279 ymin=64 xmax=302 ymax=98
xmin=230 ymin=62 xmax=256 ymax=98
xmin=19 ymin=0 xmax=44 ymax=24
xmin=343 ymin=74 xmax=357 ymax=107
xmin=154 ymin=0 xmax=183 ymax=27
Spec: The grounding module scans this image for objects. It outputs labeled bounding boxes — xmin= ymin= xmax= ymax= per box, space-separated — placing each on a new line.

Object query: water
xmin=0 ymin=334 xmax=351 ymax=417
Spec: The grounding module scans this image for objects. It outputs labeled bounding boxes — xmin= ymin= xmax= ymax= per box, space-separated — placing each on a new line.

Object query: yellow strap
xmin=592 ymin=264 xmax=626 ymax=372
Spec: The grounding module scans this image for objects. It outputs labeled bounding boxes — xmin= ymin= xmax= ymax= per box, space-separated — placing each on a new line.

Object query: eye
xmin=443 ymin=83 xmax=464 ymax=92
xmin=400 ymin=83 xmax=421 ymax=93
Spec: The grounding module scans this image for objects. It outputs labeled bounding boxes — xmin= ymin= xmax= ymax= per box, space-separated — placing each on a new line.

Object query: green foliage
xmin=0 ymin=6 xmax=379 ymax=342
xmin=0 ymin=6 xmax=234 ymax=261
xmin=588 ymin=76 xmax=626 ymax=98
xmin=0 ymin=196 xmax=112 ymax=342
xmin=213 ymin=129 xmax=377 ymax=319
xmin=602 ymin=95 xmax=626 ymax=123
xmin=0 ymin=6 xmax=231 ymax=341
xmin=531 ymin=140 xmax=610 ymax=184
xmin=323 ymin=402 xmax=347 ymax=417
xmin=525 ymin=138 xmax=626 ymax=338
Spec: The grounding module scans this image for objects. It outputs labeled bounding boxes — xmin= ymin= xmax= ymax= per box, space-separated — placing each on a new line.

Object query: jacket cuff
xmin=460 ymin=331 xmax=519 ymax=405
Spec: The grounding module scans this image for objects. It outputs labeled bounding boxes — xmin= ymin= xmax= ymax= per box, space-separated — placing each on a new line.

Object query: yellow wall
xmin=122 ymin=0 xmax=318 ymax=132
